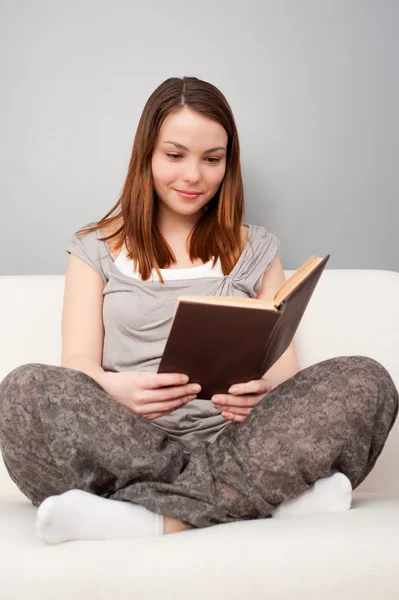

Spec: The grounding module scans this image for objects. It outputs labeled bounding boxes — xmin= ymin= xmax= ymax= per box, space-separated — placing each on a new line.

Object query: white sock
xmin=36 ymin=489 xmax=164 ymax=544
xmin=36 ymin=474 xmax=352 ymax=543
xmin=272 ymin=472 xmax=352 ymax=518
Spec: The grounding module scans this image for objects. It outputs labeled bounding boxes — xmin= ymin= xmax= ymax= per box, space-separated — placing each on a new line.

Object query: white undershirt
xmin=113 ymin=245 xmax=224 ymax=280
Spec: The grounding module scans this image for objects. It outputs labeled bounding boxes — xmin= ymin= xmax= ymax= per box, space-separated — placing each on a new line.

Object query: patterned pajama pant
xmin=0 ymin=356 xmax=397 ymax=528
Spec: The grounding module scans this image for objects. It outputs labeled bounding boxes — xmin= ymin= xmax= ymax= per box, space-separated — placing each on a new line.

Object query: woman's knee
xmin=326 ymin=354 xmax=385 ymax=373
xmin=330 ymin=355 xmax=398 ymax=417
xmin=339 ymin=355 xmax=396 ymax=387
xmin=1 ymin=362 xmax=48 ymax=388
xmin=0 ymin=362 xmax=53 ymax=427
xmin=323 ymin=355 xmax=394 ymax=385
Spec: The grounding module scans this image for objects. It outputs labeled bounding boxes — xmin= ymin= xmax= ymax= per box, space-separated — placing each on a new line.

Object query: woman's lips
xmin=175 ymin=189 xmax=201 ymax=199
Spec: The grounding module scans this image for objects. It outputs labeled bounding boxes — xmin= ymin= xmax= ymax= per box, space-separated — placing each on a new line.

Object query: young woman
xmin=0 ymin=77 xmax=397 ymax=544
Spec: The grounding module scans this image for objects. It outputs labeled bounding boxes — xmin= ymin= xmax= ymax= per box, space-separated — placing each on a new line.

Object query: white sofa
xmin=0 ymin=269 xmax=398 ymax=600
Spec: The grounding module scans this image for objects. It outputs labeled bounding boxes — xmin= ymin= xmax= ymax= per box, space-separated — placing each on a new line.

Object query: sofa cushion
xmin=0 ymin=493 xmax=398 ymax=599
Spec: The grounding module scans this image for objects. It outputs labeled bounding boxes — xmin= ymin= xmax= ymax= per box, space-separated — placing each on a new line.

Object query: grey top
xmin=65 ymin=223 xmax=280 ymax=451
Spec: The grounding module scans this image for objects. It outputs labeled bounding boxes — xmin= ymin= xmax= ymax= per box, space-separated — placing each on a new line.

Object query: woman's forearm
xmin=61 ymin=354 xmax=110 ymax=389
xmin=262 ymin=342 xmax=300 ymax=388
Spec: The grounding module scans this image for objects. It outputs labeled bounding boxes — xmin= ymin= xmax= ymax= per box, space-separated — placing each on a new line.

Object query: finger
xmin=138 ymin=394 xmax=196 ymax=416
xmin=143 ymin=412 xmax=165 ymax=420
xmin=144 ymin=396 xmax=197 ymax=419
xmin=144 ymin=408 xmax=176 ymax=420
xmin=143 ymin=403 xmax=190 ymax=420
xmin=145 ymin=372 xmax=190 ymax=389
xmin=139 ymin=383 xmax=201 ymax=404
xmin=212 ymin=393 xmax=264 ymax=408
xmin=215 ymin=405 xmax=252 ymax=416
xmin=221 ymin=410 xmax=247 ymax=423
xmin=228 ymin=380 xmax=271 ymax=396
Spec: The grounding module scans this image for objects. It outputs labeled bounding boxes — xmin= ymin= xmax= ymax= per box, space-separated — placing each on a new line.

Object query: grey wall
xmin=1 ymin=0 xmax=398 ymax=275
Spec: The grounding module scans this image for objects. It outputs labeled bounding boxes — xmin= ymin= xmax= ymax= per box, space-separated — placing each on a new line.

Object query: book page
xmin=273 ymin=256 xmax=322 ymax=306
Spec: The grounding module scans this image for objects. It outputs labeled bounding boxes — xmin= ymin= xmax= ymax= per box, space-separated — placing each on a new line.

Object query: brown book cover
xmin=158 ymin=253 xmax=330 ymax=399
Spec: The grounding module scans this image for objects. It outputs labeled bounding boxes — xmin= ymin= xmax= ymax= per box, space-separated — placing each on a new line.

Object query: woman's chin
xmin=156 ymin=196 xmax=208 ymax=221
xmin=168 ymin=203 xmax=205 ymax=218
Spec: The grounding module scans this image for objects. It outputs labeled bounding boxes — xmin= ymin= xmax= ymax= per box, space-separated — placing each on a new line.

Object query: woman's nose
xmin=182 ymin=161 xmax=201 ymax=183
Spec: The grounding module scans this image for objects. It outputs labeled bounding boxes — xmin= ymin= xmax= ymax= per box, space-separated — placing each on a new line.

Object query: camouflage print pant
xmin=0 ymin=356 xmax=397 ymax=528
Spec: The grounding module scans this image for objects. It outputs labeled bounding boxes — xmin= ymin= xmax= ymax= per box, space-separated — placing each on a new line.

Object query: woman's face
xmin=151 ymin=106 xmax=228 ymax=222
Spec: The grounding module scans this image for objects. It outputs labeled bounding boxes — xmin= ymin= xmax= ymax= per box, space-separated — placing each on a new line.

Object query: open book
xmin=158 ymin=254 xmax=330 ymax=399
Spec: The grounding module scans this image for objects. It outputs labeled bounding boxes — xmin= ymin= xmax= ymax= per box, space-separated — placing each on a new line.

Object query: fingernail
xmin=187 ymin=394 xmax=197 ymax=401
xmin=229 ymin=387 xmax=239 ymax=393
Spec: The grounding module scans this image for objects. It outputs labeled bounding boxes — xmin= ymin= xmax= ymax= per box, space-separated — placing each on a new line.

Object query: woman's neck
xmin=156 ymin=208 xmax=201 ymax=245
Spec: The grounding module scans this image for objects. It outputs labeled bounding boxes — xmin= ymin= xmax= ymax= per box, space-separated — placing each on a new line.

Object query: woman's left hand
xmin=211 ymin=378 xmax=275 ymax=422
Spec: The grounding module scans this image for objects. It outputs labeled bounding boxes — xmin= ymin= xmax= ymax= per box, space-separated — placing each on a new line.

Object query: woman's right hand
xmin=99 ymin=370 xmax=201 ymax=420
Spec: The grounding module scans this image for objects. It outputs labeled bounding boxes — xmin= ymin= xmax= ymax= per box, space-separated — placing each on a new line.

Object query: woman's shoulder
xmin=239 ymin=222 xmax=281 ymax=268
xmin=240 ymin=224 xmax=249 ymax=250
xmin=97 ymin=217 xmax=124 ymax=259
xmin=66 ymin=221 xmax=120 ymax=284
xmin=242 ymin=222 xmax=277 ymax=245
xmin=231 ymin=223 xmax=281 ymax=297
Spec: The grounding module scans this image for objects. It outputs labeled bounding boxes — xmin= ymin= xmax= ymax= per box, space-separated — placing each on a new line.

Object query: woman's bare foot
xmin=163 ymin=515 xmax=194 ymax=534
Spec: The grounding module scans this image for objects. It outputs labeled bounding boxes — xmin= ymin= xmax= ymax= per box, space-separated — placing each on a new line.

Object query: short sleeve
xmin=231 ymin=224 xmax=281 ymax=298
xmin=65 ymin=225 xmax=112 ymax=284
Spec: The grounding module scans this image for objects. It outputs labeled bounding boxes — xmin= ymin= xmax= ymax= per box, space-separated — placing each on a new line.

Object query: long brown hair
xmin=76 ymin=76 xmax=245 ymax=282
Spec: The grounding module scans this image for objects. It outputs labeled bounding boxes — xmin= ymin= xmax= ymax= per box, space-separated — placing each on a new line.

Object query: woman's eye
xmin=166 ymin=153 xmax=220 ymax=164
